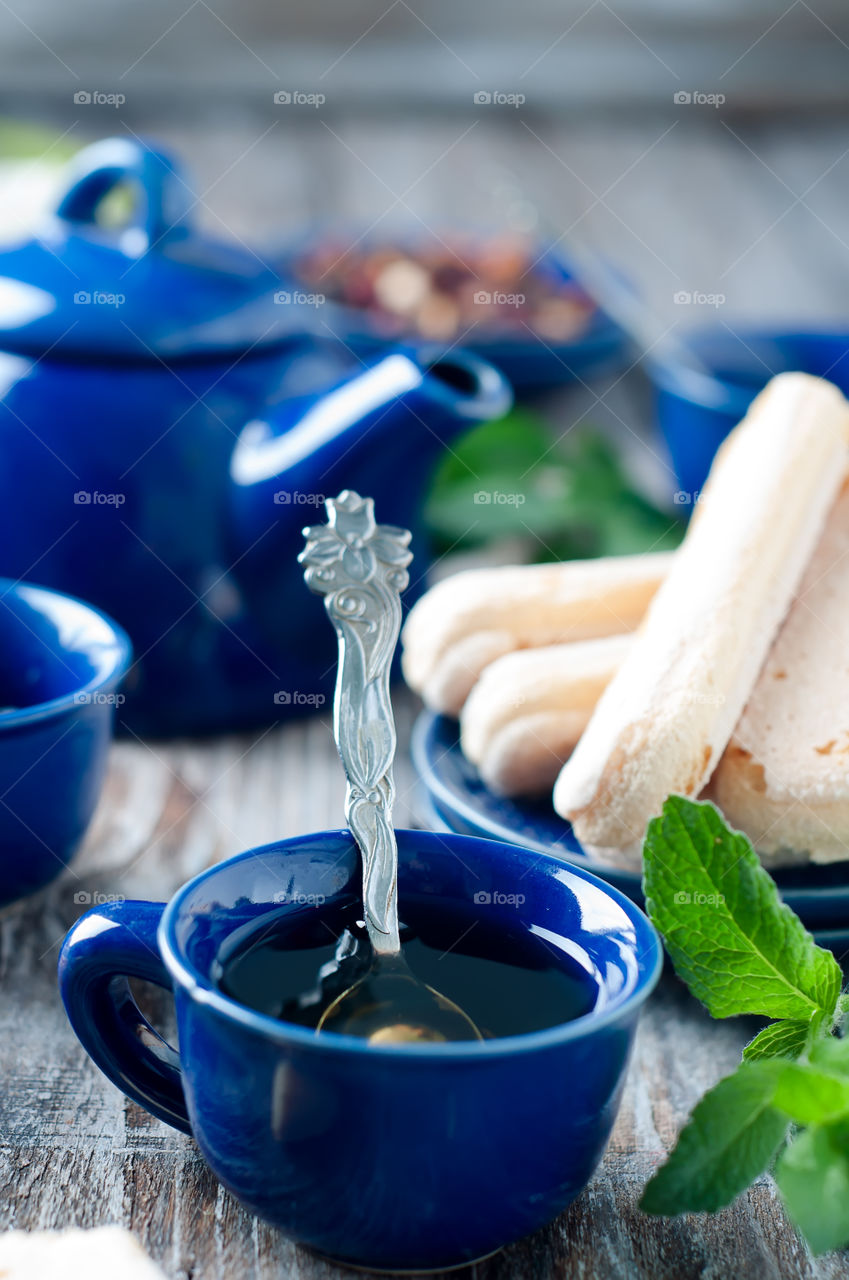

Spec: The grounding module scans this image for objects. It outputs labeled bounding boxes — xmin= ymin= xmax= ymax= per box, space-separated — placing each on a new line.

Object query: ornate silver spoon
xmin=300 ymin=491 xmax=481 ymax=1044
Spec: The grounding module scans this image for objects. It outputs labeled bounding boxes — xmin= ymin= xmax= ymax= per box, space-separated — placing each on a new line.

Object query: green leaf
xmin=836 ymin=994 xmax=849 ymax=1033
xmin=0 ymin=119 xmax=79 ymax=160
xmin=642 ymin=797 xmax=842 ymax=1022
xmin=809 ymin=1036 xmax=849 ymax=1076
xmin=776 ymin=1123 xmax=849 ymax=1254
xmin=425 ymin=411 xmax=683 ymax=559
xmin=743 ymin=1020 xmax=811 ymax=1062
xmin=640 ymin=1061 xmax=788 ymax=1215
xmin=772 ymin=1063 xmax=849 ymax=1125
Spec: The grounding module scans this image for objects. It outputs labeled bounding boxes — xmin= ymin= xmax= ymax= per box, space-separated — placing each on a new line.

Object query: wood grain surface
xmin=1 ymin=115 xmax=849 ymax=1278
xmin=2 ymin=691 xmax=846 ymax=1280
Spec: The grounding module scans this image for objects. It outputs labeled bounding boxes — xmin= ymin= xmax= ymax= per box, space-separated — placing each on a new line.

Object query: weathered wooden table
xmin=1 ymin=114 xmax=848 ymax=1278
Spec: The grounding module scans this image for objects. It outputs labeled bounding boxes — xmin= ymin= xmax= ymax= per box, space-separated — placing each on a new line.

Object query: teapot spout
xmin=228 ymin=347 xmax=511 ymax=557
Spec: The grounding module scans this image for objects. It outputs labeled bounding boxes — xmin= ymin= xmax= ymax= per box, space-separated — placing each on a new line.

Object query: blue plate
xmin=412 ymin=711 xmax=849 ymax=932
xmin=415 ymin=784 xmax=849 ymax=958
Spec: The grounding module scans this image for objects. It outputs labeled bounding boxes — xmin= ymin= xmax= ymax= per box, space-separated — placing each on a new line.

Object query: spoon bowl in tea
xmin=300 ymin=491 xmax=483 ymax=1044
xmin=316 ymin=951 xmax=481 ymax=1042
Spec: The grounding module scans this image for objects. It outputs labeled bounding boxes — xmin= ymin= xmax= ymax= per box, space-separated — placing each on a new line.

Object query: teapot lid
xmin=0 ymin=138 xmax=304 ymax=360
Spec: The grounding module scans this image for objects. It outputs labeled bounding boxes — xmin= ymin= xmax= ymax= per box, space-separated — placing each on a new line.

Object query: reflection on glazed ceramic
xmin=0 ymin=138 xmax=511 ymax=735
xmin=0 ymin=579 xmax=130 ymax=905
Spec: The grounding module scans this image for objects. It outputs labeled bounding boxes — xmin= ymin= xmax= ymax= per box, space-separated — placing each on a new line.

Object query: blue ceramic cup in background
xmin=650 ymin=327 xmax=849 ymax=498
xmin=58 ymin=829 xmax=661 ymax=1272
xmin=0 ymin=579 xmax=130 ymax=907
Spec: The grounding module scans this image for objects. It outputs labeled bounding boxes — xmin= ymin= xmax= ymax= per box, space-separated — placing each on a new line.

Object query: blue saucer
xmin=412 ymin=712 xmax=849 ymax=933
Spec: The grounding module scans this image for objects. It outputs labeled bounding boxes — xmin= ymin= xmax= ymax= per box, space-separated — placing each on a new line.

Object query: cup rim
xmin=0 ymin=578 xmax=132 ymax=730
xmin=647 ymin=324 xmax=849 ymax=413
xmin=158 ymin=828 xmax=663 ymax=1060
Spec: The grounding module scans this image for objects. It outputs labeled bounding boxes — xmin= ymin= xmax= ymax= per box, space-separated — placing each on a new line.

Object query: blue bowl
xmin=58 ymin=828 xmax=661 ymax=1271
xmin=650 ymin=327 xmax=849 ymax=498
xmin=277 ymin=233 xmax=629 ymax=393
xmin=0 ymin=579 xmax=131 ymax=906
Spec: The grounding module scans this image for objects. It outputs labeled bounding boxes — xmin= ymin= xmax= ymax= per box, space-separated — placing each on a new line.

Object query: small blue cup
xmin=0 ymin=579 xmax=130 ymax=906
xmin=58 ymin=829 xmax=660 ymax=1271
xmin=650 ymin=327 xmax=849 ymax=497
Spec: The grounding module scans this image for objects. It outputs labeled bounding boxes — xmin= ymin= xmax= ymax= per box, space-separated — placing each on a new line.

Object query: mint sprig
xmin=776 ymin=1121 xmax=849 ymax=1254
xmin=425 ymin=412 xmax=684 ymax=560
xmin=640 ymin=796 xmax=849 ymax=1254
xmin=640 ymin=1061 xmax=788 ymax=1214
xmin=643 ymin=797 xmax=841 ymax=1021
xmin=742 ymin=1018 xmax=812 ymax=1063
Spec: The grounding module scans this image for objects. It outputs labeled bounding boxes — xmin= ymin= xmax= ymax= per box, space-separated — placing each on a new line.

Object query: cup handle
xmin=58 ymin=899 xmax=191 ymax=1134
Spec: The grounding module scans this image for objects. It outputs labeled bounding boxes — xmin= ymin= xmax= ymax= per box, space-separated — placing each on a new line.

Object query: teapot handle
xmin=54 ymin=138 xmax=192 ymax=246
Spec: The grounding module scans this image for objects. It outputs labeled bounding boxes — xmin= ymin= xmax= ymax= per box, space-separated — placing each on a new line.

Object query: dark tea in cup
xmin=213 ymin=899 xmax=599 ymax=1039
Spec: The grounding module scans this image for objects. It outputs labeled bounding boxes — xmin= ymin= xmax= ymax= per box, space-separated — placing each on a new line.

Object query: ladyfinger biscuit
xmin=709 ymin=473 xmax=849 ymax=865
xmin=0 ymin=1227 xmax=167 ymax=1279
xmin=461 ymin=634 xmax=631 ymax=795
xmin=401 ymin=552 xmax=671 ymax=716
xmin=553 ymin=373 xmax=849 ymax=865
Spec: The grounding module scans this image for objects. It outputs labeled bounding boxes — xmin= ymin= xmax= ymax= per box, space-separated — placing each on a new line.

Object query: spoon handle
xmin=300 ymin=491 xmax=413 ymax=957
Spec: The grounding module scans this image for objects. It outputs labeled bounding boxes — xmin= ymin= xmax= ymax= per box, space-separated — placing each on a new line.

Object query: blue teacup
xmin=0 ymin=578 xmax=130 ymax=906
xmin=649 ymin=326 xmax=849 ymax=497
xmin=58 ymin=829 xmax=661 ymax=1272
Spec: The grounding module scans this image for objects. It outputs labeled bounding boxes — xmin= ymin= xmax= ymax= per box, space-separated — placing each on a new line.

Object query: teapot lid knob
xmin=0 ymin=137 xmax=305 ymax=362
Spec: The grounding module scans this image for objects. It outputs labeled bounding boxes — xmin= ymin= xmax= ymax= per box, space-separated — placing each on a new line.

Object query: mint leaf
xmin=809 ymin=1036 xmax=849 ymax=1076
xmin=772 ymin=1063 xmax=849 ymax=1125
xmin=776 ymin=1123 xmax=849 ymax=1254
xmin=743 ymin=1020 xmax=811 ymax=1062
xmin=426 ymin=413 xmax=683 ymax=558
xmin=640 ymin=797 xmax=849 ymax=1250
xmin=642 ymin=797 xmax=842 ymax=1022
xmin=640 ymin=1061 xmax=788 ymax=1215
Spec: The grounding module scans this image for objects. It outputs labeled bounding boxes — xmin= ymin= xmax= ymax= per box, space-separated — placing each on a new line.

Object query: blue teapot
xmin=0 ymin=139 xmax=510 ymax=735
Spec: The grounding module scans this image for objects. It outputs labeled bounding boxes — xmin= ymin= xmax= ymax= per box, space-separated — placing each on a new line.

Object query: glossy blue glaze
xmin=649 ymin=328 xmax=849 ymax=497
xmin=58 ymin=828 xmax=661 ymax=1271
xmin=0 ymin=139 xmax=511 ymax=735
xmin=0 ymin=343 xmax=508 ymax=735
xmin=0 ymin=579 xmax=130 ymax=905
xmin=0 ymin=137 xmax=297 ymax=359
xmin=413 ymin=711 xmax=849 ymax=934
